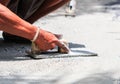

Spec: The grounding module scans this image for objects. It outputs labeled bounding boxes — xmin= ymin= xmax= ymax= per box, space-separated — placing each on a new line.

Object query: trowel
xmin=26 ymin=37 xmax=98 ymax=59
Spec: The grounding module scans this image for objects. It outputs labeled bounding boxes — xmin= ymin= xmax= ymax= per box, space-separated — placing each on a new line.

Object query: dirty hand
xmin=34 ymin=28 xmax=69 ymax=52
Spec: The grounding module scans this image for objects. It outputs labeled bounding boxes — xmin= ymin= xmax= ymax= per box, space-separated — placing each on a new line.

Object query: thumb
xmin=54 ymin=40 xmax=70 ymax=53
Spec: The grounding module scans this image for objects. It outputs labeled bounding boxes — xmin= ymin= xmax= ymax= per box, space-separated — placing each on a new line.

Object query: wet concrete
xmin=0 ymin=0 xmax=120 ymax=84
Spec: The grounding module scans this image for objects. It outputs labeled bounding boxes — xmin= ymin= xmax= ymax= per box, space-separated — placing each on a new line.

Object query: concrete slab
xmin=0 ymin=0 xmax=120 ymax=84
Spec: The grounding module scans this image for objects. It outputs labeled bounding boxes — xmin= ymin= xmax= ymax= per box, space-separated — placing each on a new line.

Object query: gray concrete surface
xmin=1 ymin=1 xmax=120 ymax=84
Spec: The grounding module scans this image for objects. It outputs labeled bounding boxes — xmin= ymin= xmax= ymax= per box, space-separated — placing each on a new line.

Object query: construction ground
xmin=0 ymin=0 xmax=120 ymax=84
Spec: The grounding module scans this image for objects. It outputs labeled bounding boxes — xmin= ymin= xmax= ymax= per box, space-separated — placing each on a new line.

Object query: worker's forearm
xmin=0 ymin=3 xmax=37 ymax=40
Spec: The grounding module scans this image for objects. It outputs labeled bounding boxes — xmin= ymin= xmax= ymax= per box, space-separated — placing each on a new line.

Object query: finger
xmin=42 ymin=43 xmax=56 ymax=51
xmin=54 ymin=40 xmax=70 ymax=53
xmin=45 ymin=30 xmax=63 ymax=39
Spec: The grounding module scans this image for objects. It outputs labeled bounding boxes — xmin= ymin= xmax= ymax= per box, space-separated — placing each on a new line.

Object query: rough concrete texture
xmin=1 ymin=0 xmax=120 ymax=84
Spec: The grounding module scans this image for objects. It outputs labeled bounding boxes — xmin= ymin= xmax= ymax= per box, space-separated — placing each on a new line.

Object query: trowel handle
xmin=58 ymin=39 xmax=70 ymax=53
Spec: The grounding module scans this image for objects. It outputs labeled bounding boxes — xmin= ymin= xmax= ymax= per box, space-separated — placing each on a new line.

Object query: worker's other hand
xmin=34 ymin=29 xmax=69 ymax=52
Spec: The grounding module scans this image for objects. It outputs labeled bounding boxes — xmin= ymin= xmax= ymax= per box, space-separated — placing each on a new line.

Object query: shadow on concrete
xmin=0 ymin=75 xmax=62 ymax=84
xmin=75 ymin=0 xmax=120 ymax=16
xmin=69 ymin=42 xmax=85 ymax=48
xmin=0 ymin=73 xmax=69 ymax=84
xmin=0 ymin=72 xmax=116 ymax=84
xmin=72 ymin=72 xmax=115 ymax=84
xmin=104 ymin=0 xmax=120 ymax=6
xmin=45 ymin=0 xmax=120 ymax=18
xmin=0 ymin=38 xmax=31 ymax=61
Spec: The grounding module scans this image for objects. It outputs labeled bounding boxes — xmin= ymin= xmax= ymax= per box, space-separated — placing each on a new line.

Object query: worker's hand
xmin=34 ymin=29 xmax=69 ymax=52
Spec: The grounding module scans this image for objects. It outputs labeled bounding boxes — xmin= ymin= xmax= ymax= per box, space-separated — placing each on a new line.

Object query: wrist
xmin=20 ymin=25 xmax=38 ymax=41
xmin=31 ymin=27 xmax=40 ymax=42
